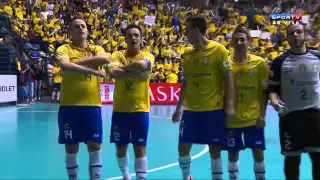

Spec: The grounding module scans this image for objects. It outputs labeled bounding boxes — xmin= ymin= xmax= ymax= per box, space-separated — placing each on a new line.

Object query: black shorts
xmin=280 ymin=108 xmax=320 ymax=156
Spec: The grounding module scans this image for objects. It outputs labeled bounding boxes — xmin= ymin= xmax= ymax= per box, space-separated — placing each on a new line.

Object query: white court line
xmin=16 ymin=111 xmax=58 ymax=112
xmin=107 ymin=145 xmax=209 ymax=180
xmin=0 ymin=106 xmax=28 ymax=115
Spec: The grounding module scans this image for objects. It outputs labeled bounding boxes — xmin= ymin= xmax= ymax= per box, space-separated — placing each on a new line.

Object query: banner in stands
xmin=101 ymin=83 xmax=181 ymax=104
xmin=0 ymin=75 xmax=17 ymax=103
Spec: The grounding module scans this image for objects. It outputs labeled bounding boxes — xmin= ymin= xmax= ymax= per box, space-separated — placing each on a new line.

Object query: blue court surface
xmin=0 ymin=103 xmax=313 ymax=179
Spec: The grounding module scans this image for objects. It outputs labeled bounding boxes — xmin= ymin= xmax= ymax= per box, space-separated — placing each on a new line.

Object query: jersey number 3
xmin=300 ymin=90 xmax=307 ymax=100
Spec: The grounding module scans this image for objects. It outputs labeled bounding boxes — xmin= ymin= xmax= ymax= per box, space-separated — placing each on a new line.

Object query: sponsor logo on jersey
xmin=188 ymin=72 xmax=212 ymax=77
xmin=290 ymin=79 xmax=318 ymax=86
xmin=283 ymin=67 xmax=293 ymax=73
xmin=299 ymin=64 xmax=307 ymax=72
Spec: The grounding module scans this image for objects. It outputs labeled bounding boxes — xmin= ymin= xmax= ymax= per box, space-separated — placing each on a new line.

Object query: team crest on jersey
xmin=223 ymin=61 xmax=231 ymax=68
xmin=203 ymin=57 xmax=208 ymax=64
xmin=248 ymin=70 xmax=254 ymax=77
xmin=313 ymin=64 xmax=318 ymax=72
xmin=299 ymin=64 xmax=307 ymax=72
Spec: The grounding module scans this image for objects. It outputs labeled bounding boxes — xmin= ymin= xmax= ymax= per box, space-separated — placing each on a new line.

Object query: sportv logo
xmin=269 ymin=14 xmax=302 ymax=21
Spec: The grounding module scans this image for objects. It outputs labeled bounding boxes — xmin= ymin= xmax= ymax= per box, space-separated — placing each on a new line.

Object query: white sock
xmin=89 ymin=150 xmax=102 ymax=180
xmin=57 ymin=91 xmax=60 ymax=100
xmin=254 ymin=161 xmax=266 ymax=180
xmin=178 ymin=155 xmax=191 ymax=180
xmin=66 ymin=153 xmax=78 ymax=180
xmin=52 ymin=91 xmax=56 ymax=100
xmin=117 ymin=155 xmax=131 ymax=180
xmin=228 ymin=161 xmax=239 ymax=180
xmin=134 ymin=157 xmax=148 ymax=180
xmin=211 ymin=159 xmax=223 ymax=180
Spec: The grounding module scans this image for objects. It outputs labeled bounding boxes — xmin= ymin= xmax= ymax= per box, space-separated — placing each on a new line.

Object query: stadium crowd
xmin=1 ymin=0 xmax=320 ymax=102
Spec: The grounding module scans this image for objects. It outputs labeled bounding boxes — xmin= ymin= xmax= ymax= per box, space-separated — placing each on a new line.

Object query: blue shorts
xmin=179 ymin=110 xmax=226 ymax=145
xmin=110 ymin=112 xmax=149 ymax=146
xmin=53 ymin=83 xmax=60 ymax=90
xmin=225 ymin=126 xmax=266 ymax=152
xmin=58 ymin=106 xmax=103 ymax=144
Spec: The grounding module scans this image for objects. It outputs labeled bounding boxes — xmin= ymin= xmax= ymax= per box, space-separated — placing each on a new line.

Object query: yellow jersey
xmin=166 ymin=73 xmax=178 ymax=83
xmin=56 ymin=43 xmax=108 ymax=107
xmin=108 ymin=50 xmax=155 ymax=112
xmin=53 ymin=66 xmax=62 ymax=83
xmin=183 ymin=40 xmax=230 ymax=111
xmin=227 ymin=54 xmax=268 ymax=128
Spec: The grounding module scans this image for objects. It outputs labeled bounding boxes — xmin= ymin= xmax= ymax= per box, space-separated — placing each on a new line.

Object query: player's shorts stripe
xmin=228 ymin=170 xmax=239 ymax=173
xmin=66 ymin=165 xmax=78 ymax=169
xmin=212 ymin=172 xmax=223 ymax=174
xmin=90 ymin=165 xmax=102 ymax=168
xmin=282 ymin=150 xmax=303 ymax=156
xmin=268 ymin=80 xmax=279 ymax=85
xmin=304 ymin=147 xmax=320 ymax=152
xmin=136 ymin=171 xmax=147 ymax=174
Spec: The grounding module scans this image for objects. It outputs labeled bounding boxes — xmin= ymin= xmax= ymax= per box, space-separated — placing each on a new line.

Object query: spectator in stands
xmin=33 ymin=59 xmax=45 ymax=101
xmin=21 ymin=61 xmax=35 ymax=103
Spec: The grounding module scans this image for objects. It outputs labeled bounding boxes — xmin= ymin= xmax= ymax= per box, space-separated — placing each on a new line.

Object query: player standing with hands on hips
xmin=56 ymin=16 xmax=110 ymax=180
xmin=225 ymin=28 xmax=268 ymax=180
xmin=172 ymin=15 xmax=236 ymax=180
xmin=269 ymin=23 xmax=320 ymax=180
xmin=108 ymin=24 xmax=154 ymax=180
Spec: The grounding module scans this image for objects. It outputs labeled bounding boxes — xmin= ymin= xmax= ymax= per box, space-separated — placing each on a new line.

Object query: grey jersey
xmin=269 ymin=50 xmax=320 ymax=116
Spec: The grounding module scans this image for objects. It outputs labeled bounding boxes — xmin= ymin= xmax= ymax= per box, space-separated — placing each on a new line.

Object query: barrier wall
xmin=100 ymin=83 xmax=181 ymax=104
xmin=0 ymin=75 xmax=17 ymax=103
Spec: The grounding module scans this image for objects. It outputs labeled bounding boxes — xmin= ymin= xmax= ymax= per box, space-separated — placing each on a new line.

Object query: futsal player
xmin=55 ymin=16 xmax=110 ymax=180
xmin=225 ymin=28 xmax=268 ymax=180
xmin=108 ymin=24 xmax=154 ymax=180
xmin=172 ymin=15 xmax=236 ymax=180
xmin=269 ymin=23 xmax=320 ymax=180
xmin=52 ymin=62 xmax=62 ymax=103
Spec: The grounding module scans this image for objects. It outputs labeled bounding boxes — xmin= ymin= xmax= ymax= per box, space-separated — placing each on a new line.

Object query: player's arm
xmin=175 ymin=79 xmax=187 ymax=112
xmin=108 ymin=52 xmax=150 ymax=79
xmin=74 ymin=46 xmax=110 ymax=66
xmin=220 ymin=49 xmax=235 ymax=114
xmin=121 ymin=55 xmax=154 ymax=72
xmin=259 ymin=60 xmax=269 ymax=117
xmin=56 ymin=47 xmax=101 ymax=75
xmin=268 ymin=57 xmax=281 ymax=103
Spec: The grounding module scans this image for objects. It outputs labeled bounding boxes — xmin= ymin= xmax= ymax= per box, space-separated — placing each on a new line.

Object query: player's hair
xmin=232 ymin=27 xmax=251 ymax=40
xmin=186 ymin=15 xmax=207 ymax=35
xmin=286 ymin=23 xmax=307 ymax=36
xmin=124 ymin=24 xmax=142 ymax=36
xmin=69 ymin=14 xmax=85 ymax=26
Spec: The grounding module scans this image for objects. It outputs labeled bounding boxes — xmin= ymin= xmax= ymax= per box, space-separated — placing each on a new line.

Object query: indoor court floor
xmin=0 ymin=103 xmax=313 ymax=179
